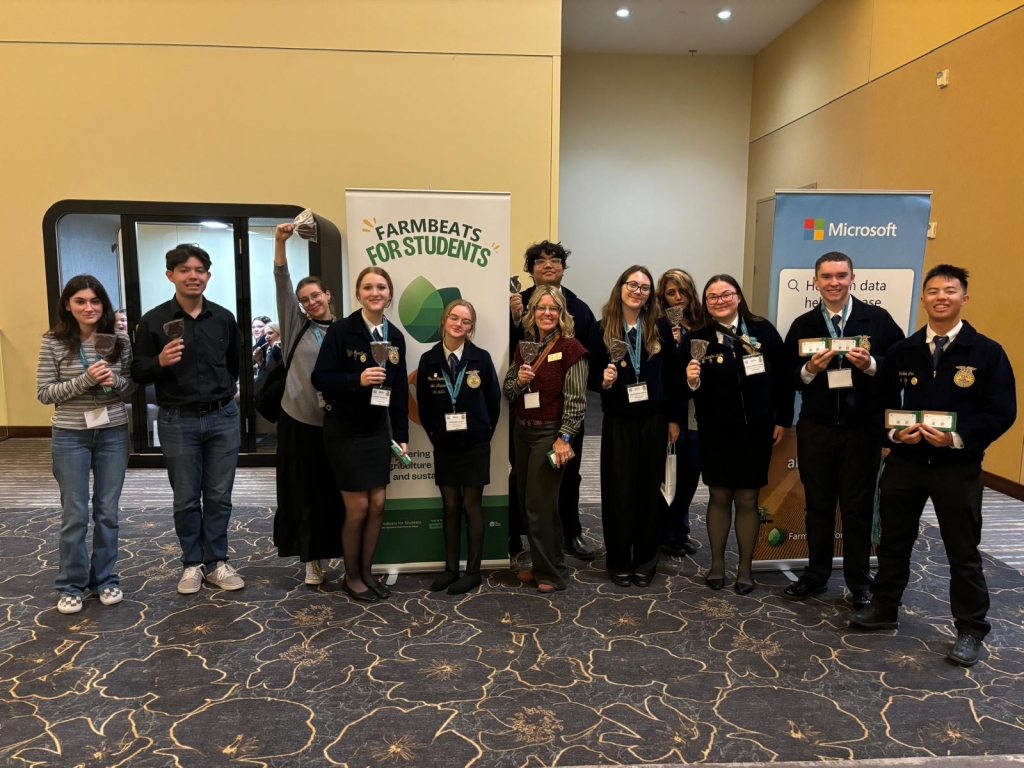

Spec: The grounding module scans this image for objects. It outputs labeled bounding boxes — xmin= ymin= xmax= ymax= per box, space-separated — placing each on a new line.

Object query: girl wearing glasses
xmin=591 ymin=266 xmax=682 ymax=588
xmin=313 ymin=265 xmax=409 ymax=603
xmin=683 ymin=275 xmax=792 ymax=594
xmin=416 ymin=300 xmax=501 ymax=595
xmin=656 ymin=269 xmax=703 ymax=557
xmin=504 ymin=286 xmax=589 ymax=593
xmin=271 ymin=223 xmax=343 ymax=587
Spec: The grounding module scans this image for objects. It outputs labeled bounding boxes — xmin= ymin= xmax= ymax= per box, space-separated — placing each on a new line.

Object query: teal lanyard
xmin=622 ymin=319 xmax=643 ymax=380
xmin=311 ymin=323 xmax=325 ymax=346
xmin=379 ymin=317 xmax=390 ymax=343
xmin=441 ymin=355 xmax=468 ymax=412
xmin=819 ymin=300 xmax=850 ymax=339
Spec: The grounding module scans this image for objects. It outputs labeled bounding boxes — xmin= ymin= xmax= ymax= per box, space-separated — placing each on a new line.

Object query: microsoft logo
xmin=803 ymin=218 xmax=825 ymax=241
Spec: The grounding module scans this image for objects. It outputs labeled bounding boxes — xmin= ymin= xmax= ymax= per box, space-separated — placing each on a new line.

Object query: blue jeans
xmin=51 ymin=425 xmax=130 ymax=596
xmin=158 ymin=401 xmax=240 ymax=568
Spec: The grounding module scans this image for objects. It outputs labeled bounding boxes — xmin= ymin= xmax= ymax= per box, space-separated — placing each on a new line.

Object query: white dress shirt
xmin=800 ymin=295 xmax=877 ymax=384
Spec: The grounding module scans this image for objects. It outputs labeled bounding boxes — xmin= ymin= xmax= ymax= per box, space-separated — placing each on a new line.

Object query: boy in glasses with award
xmin=851 ymin=265 xmax=1016 ymax=667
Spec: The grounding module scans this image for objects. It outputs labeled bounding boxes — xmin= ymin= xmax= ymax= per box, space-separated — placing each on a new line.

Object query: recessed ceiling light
xmin=616 ymin=8 xmax=630 ymax=18
xmin=717 ymin=9 xmax=732 ymax=20
xmin=201 ymin=221 xmax=229 ymax=229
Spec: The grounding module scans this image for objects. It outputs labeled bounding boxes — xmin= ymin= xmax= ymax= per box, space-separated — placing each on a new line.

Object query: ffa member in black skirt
xmin=591 ymin=266 xmax=682 ymax=588
xmin=312 ymin=266 xmax=409 ymax=603
xmin=417 ymin=300 xmax=501 ymax=595
xmin=851 ymin=265 xmax=1016 ymax=667
xmin=683 ymin=275 xmax=792 ymax=594
xmin=503 ymin=286 xmax=589 ymax=593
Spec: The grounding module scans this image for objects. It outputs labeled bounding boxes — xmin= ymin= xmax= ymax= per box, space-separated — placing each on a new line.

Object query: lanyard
xmin=311 ymin=323 xmax=325 ymax=346
xmin=622 ymin=319 xmax=642 ymax=379
xmin=819 ymin=300 xmax=850 ymax=339
xmin=79 ymin=344 xmax=111 ymax=394
xmin=377 ymin=317 xmax=389 ymax=343
xmin=441 ymin=357 xmax=468 ymax=412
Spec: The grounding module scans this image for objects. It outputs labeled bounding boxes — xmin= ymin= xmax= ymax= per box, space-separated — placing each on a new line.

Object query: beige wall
xmin=0 ymin=0 xmax=561 ymax=427
xmin=559 ymin=53 xmax=753 ymax=313
xmin=745 ymin=2 xmax=1024 ymax=481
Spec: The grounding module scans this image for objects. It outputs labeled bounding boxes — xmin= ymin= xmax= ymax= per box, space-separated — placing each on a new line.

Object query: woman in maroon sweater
xmin=503 ymin=286 xmax=589 ymax=593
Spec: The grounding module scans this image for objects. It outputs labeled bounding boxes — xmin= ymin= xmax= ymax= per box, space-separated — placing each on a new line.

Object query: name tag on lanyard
xmin=524 ymin=391 xmax=541 ymax=409
xmin=742 ymin=354 xmax=766 ymax=376
xmin=84 ymin=406 xmax=110 ymax=428
xmin=445 ymin=412 xmax=468 ymax=431
xmin=627 ymin=383 xmax=649 ymax=402
xmin=827 ymin=368 xmax=854 ymax=389
xmin=370 ymin=387 xmax=391 ymax=407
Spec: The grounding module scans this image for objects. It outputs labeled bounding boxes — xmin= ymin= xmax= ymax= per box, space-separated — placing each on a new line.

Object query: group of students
xmin=38 ymin=233 xmax=1015 ymax=667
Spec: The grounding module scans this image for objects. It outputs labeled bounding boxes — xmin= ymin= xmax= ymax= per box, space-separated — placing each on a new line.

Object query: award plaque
xmin=665 ymin=305 xmax=686 ymax=327
xmin=293 ymin=208 xmax=318 ymax=242
xmin=828 ymin=337 xmax=858 ymax=354
xmin=922 ymin=411 xmax=957 ymax=432
xmin=517 ymin=340 xmax=542 ymax=392
xmin=690 ymin=338 xmax=709 ymax=362
xmin=370 ymin=341 xmax=390 ymax=367
xmin=92 ymin=333 xmax=117 ymax=357
xmin=608 ymin=338 xmax=628 ymax=366
xmin=799 ymin=338 xmax=828 ymax=356
xmin=510 ymin=275 xmax=522 ymax=294
xmin=162 ymin=319 xmax=185 ymax=340
xmin=885 ymin=409 xmax=920 ymax=429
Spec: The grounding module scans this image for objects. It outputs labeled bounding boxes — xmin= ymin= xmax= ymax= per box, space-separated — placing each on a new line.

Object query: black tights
xmin=439 ymin=485 xmax=484 ymax=574
xmin=340 ymin=488 xmax=386 ymax=590
xmin=706 ymin=486 xmax=760 ymax=585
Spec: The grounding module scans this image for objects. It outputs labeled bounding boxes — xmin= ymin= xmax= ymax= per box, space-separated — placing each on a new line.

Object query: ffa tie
xmin=372 ymin=327 xmax=383 ymax=342
xmin=932 ymin=335 xmax=948 ymax=369
xmin=831 ymin=314 xmax=843 ymax=336
xmin=449 ymin=352 xmax=459 ymax=380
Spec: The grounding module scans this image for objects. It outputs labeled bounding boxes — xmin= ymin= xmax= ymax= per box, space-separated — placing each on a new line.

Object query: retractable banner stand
xmin=345 ymin=189 xmax=511 ymax=573
xmin=754 ymin=190 xmax=931 ymax=570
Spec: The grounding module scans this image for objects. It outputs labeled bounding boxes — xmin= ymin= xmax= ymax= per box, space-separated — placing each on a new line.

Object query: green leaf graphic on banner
xmin=399 ymin=276 xmax=462 ymax=343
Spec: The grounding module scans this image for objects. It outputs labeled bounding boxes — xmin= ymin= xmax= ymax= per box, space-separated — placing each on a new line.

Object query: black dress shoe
xmin=564 ymin=536 xmax=596 ymax=561
xmin=430 ymin=570 xmax=460 ymax=592
xmin=368 ymin=577 xmax=392 ymax=599
xmin=342 ymin=580 xmax=378 ymax=603
xmin=508 ymin=535 xmax=524 ymax=557
xmin=632 ymin=573 xmax=652 ymax=588
xmin=850 ymin=589 xmax=871 ymax=611
xmin=782 ymin=578 xmax=827 ymax=601
xmin=661 ymin=542 xmax=686 ymax=557
xmin=734 ymin=580 xmax=756 ymax=595
xmin=705 ymin=575 xmax=726 ymax=590
xmin=679 ymin=539 xmax=698 ymax=555
xmin=947 ymin=634 xmax=983 ymax=667
xmin=611 ymin=573 xmax=632 ymax=587
xmin=849 ymin=602 xmax=898 ymax=630
xmin=447 ymin=572 xmax=482 ymax=595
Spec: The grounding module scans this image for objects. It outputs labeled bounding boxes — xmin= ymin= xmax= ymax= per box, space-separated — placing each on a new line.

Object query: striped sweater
xmin=36 ymin=333 xmax=135 ymax=429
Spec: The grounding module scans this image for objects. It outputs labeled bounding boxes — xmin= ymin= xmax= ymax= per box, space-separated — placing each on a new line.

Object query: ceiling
xmin=562 ymin=0 xmax=821 ymax=56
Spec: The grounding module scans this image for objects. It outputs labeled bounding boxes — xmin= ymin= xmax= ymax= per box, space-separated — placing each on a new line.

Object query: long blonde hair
xmin=600 ymin=265 xmax=661 ymax=356
xmin=522 ymin=285 xmax=575 ymax=340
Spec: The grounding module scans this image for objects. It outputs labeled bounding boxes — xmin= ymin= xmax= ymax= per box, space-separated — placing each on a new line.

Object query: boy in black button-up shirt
xmin=850 ymin=265 xmax=1016 ymax=668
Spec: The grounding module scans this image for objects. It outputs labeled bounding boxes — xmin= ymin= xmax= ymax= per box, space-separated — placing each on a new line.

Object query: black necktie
xmin=933 ymin=335 xmax=948 ymax=369
xmin=372 ymin=327 xmax=383 ymax=342
xmin=627 ymin=327 xmax=637 ymax=347
xmin=449 ymin=353 xmax=459 ymax=380
xmin=831 ymin=314 xmax=843 ymax=336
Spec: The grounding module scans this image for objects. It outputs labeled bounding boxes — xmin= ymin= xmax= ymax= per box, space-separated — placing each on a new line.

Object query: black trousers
xmin=796 ymin=419 xmax=879 ymax=591
xmin=872 ymin=454 xmax=989 ymax=639
xmin=600 ymin=413 xmax=665 ymax=577
xmin=509 ymin=421 xmax=585 ymax=542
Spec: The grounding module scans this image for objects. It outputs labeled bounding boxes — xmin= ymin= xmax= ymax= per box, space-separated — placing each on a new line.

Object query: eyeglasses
xmin=447 ymin=314 xmax=474 ymax=327
xmin=624 ymin=281 xmax=652 ymax=295
xmin=534 ymin=257 xmax=563 ymax=267
xmin=534 ymin=305 xmax=562 ymax=315
xmin=298 ymin=291 xmax=325 ymax=306
xmin=706 ymin=291 xmax=738 ymax=304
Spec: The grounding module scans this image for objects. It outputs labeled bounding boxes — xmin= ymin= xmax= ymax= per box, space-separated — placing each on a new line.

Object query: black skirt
xmin=433 ymin=441 xmax=491 ymax=487
xmin=323 ymin=416 xmax=391 ymax=492
xmin=698 ymin=421 xmax=775 ymax=489
xmin=274 ymin=411 xmax=344 ymax=560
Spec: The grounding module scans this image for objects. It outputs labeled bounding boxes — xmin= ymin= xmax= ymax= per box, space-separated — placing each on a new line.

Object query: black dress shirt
xmin=131 ymin=296 xmax=241 ymax=407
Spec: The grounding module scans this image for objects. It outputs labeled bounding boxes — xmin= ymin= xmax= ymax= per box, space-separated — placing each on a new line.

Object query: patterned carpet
xmin=2 ymin=502 xmax=1024 ymax=767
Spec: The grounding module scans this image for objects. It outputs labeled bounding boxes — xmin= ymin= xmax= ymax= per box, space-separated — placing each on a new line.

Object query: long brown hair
xmin=46 ymin=275 xmax=124 ymax=361
xmin=522 ymin=285 xmax=575 ymax=340
xmin=600 ymin=265 xmax=661 ymax=356
xmin=657 ymin=269 xmax=702 ymax=329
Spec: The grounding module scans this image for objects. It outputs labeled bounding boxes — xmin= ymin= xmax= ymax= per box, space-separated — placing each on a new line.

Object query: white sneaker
xmin=57 ymin=594 xmax=83 ymax=614
xmin=178 ymin=565 xmax=204 ymax=594
xmin=304 ymin=560 xmax=325 ymax=585
xmin=99 ymin=586 xmax=124 ymax=606
xmin=205 ymin=561 xmax=244 ymax=591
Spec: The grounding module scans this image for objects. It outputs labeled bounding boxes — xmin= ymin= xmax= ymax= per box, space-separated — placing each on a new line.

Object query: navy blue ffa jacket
xmin=784 ymin=297 xmax=905 ymax=426
xmin=588 ymin=317 xmax=683 ymax=423
xmin=311 ymin=310 xmax=410 ymax=443
xmin=510 ymin=285 xmax=596 ymax=358
xmin=416 ymin=341 xmax=501 ymax=449
xmin=879 ymin=320 xmax=1016 ymax=466
xmin=681 ymin=316 xmax=794 ymax=429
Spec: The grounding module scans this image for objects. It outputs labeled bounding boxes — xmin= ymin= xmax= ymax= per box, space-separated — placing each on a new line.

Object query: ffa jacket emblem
xmin=860 ymin=335 xmax=871 ymax=351
xmin=466 ymin=371 xmax=482 ymax=389
xmin=652 ymin=340 xmax=662 ymax=354
xmin=954 ymin=366 xmax=976 ymax=387
xmin=359 ymin=353 xmax=367 ymax=363
xmin=388 ymin=346 xmax=400 ymax=365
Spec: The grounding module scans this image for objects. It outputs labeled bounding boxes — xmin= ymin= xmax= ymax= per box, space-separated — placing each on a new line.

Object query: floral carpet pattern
xmin=1 ymin=504 xmax=1024 ymax=767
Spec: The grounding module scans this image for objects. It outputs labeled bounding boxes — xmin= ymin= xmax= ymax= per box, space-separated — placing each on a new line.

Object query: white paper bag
xmin=660 ymin=442 xmax=677 ymax=505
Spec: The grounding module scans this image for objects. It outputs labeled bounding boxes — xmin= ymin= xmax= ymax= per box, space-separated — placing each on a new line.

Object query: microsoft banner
xmin=345 ymin=189 xmax=511 ymax=572
xmin=755 ymin=190 xmax=931 ymax=570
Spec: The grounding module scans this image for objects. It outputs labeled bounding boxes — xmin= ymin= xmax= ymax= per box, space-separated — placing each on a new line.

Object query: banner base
xmin=372 ymin=558 xmax=510 ymax=576
xmin=752 ymin=556 xmax=879 ymax=573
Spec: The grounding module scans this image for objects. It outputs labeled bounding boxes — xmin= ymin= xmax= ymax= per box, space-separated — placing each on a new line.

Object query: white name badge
xmin=800 ymin=338 xmax=828 ymax=356
xmin=84 ymin=406 xmax=110 ymax=429
xmin=445 ymin=412 xmax=468 ymax=431
xmin=370 ymin=387 xmax=392 ymax=407
xmin=742 ymin=355 xmax=766 ymax=376
xmin=827 ymin=368 xmax=854 ymax=389
xmin=627 ymin=383 xmax=649 ymax=403
xmin=524 ymin=391 xmax=541 ymax=409
xmin=316 ymin=391 xmax=326 ymax=409
xmin=829 ymin=337 xmax=858 ymax=354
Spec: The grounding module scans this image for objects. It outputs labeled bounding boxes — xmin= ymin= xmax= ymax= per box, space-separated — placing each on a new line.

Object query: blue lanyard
xmin=819 ymin=300 xmax=850 ymax=339
xmin=441 ymin=356 xmax=468 ymax=411
xmin=378 ymin=317 xmax=390 ymax=343
xmin=311 ymin=323 xmax=325 ymax=346
xmin=622 ymin=319 xmax=643 ymax=379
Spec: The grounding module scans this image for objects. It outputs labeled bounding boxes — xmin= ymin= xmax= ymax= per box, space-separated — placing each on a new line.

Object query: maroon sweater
xmin=513 ymin=335 xmax=587 ymax=423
